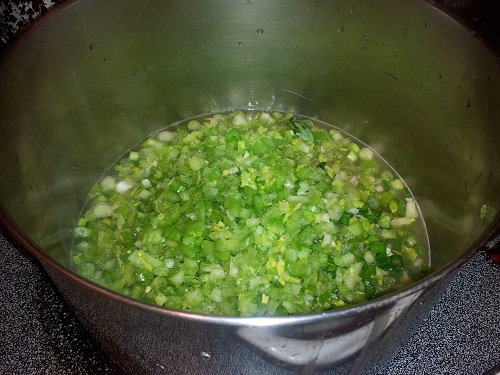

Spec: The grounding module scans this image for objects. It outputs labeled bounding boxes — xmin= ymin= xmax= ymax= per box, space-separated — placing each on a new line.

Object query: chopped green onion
xmin=93 ymin=202 xmax=112 ymax=218
xmin=73 ymin=110 xmax=428 ymax=317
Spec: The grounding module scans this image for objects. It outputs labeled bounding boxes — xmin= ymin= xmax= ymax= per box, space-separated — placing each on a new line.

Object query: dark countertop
xmin=1 ymin=1 xmax=500 ymax=374
xmin=0 ymin=227 xmax=121 ymax=374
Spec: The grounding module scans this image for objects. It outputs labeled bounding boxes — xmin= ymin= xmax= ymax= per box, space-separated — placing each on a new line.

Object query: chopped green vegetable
xmin=289 ymin=115 xmax=315 ymax=142
xmin=480 ymin=204 xmax=498 ymax=222
xmin=73 ymin=110 xmax=429 ymax=316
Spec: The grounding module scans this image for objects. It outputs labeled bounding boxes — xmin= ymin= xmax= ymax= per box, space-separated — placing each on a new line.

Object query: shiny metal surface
xmin=0 ymin=0 xmax=499 ymax=373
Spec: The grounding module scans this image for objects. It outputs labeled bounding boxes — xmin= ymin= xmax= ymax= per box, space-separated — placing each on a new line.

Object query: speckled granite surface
xmin=0 ymin=227 xmax=121 ymax=375
xmin=1 ymin=1 xmax=500 ymax=374
xmin=0 ymin=0 xmax=62 ymax=50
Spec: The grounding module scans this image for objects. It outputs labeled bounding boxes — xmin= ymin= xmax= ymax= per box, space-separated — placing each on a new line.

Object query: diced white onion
xmin=100 ymin=176 xmax=116 ymax=192
xmin=322 ymin=233 xmax=332 ymax=246
xmin=158 ymin=130 xmax=175 ymax=142
xmin=359 ymin=147 xmax=374 ymax=161
xmin=364 ymin=251 xmax=375 ymax=263
xmin=390 ymin=179 xmax=404 ymax=190
xmin=232 ymin=114 xmax=248 ymax=126
xmin=405 ymin=198 xmax=419 ymax=219
xmin=187 ymin=120 xmax=202 ymax=130
xmin=116 ymin=180 xmax=133 ymax=193
xmin=391 ymin=217 xmax=415 ymax=226
xmin=93 ymin=202 xmax=112 ymax=218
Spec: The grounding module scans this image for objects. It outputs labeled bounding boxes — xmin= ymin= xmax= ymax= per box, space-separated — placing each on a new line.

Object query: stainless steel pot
xmin=0 ymin=0 xmax=498 ymax=373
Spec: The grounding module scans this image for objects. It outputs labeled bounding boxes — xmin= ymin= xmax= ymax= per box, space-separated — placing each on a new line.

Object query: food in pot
xmin=72 ymin=110 xmax=429 ymax=316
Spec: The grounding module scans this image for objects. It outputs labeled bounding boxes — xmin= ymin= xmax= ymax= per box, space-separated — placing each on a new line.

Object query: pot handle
xmin=484 ymin=227 xmax=500 ymax=263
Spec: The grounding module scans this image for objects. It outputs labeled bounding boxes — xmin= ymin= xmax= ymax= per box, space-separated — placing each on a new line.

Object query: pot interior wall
xmin=0 ymin=0 xmax=499 ymax=276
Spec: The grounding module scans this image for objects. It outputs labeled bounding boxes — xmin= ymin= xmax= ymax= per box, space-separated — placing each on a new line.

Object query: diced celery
xmin=73 ymin=110 xmax=428 ymax=317
xmin=170 ymin=270 xmax=185 ymax=287
xmin=188 ymin=155 xmax=206 ymax=171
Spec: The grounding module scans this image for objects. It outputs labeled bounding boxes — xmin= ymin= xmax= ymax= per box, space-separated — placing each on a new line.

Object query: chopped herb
xmin=289 ymin=116 xmax=315 ymax=142
xmin=73 ymin=110 xmax=428 ymax=316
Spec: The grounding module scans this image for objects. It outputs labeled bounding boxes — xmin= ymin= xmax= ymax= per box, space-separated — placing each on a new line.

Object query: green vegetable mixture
xmin=73 ymin=110 xmax=428 ymax=316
